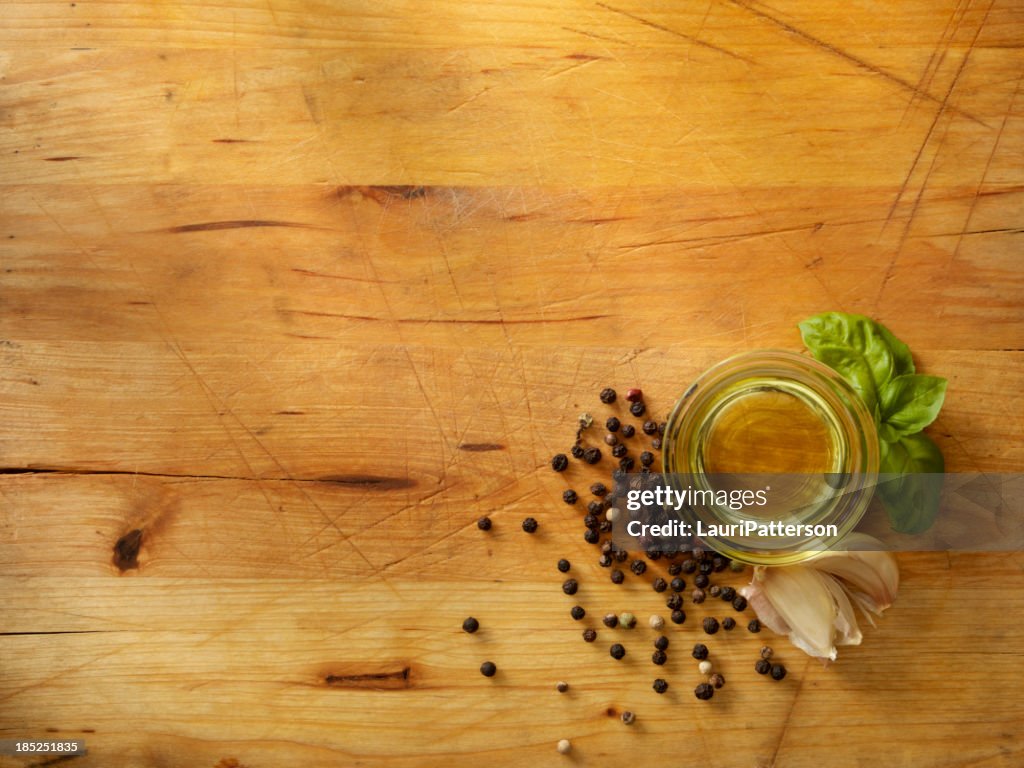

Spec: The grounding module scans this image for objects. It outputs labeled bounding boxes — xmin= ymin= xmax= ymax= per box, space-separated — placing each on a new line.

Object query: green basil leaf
xmin=798 ymin=312 xmax=896 ymax=394
xmin=876 ymin=323 xmax=915 ymax=376
xmin=812 ymin=344 xmax=879 ymax=413
xmin=877 ymin=433 xmax=945 ymax=533
xmin=878 ymin=374 xmax=947 ymax=436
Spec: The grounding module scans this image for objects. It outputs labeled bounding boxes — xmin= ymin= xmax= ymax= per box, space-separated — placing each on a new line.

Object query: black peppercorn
xmin=463 ymin=617 xmax=479 ymax=633
xmin=654 ymin=635 xmax=669 ymax=651
xmin=666 ymin=594 xmax=683 ymax=610
xmin=709 ymin=585 xmax=721 ymax=598
xmin=702 ymin=617 xmax=719 ymax=635
xmin=583 ymin=529 xmax=600 ymax=544
xmin=480 ymin=661 xmax=497 ymax=677
xmin=651 ymin=438 xmax=662 ymax=450
xmin=630 ymin=401 xmax=646 ymax=417
xmin=604 ymin=433 xmax=618 ymax=446
xmin=583 ymin=447 xmax=602 ymax=465
xmin=720 ymin=586 xmax=736 ymax=602
xmin=598 ymin=553 xmax=612 ymax=567
xmin=551 ymin=454 xmax=569 ymax=472
xmin=691 ymin=588 xmax=706 ymax=604
xmin=590 ymin=482 xmax=608 ymax=497
xmin=587 ymin=500 xmax=603 ymax=515
xmin=652 ymin=577 xmax=667 ymax=593
xmin=658 ymin=422 xmax=666 ymax=436
xmin=670 ymin=609 xmax=686 ymax=625
xmin=621 ymin=424 xmax=636 ymax=438
xmin=699 ymin=560 xmax=713 ymax=575
xmin=583 ymin=628 xmax=597 ymax=643
xmin=477 ymin=516 xmax=492 ymax=531
xmin=645 ymin=546 xmax=663 ymax=561
xmin=755 ymin=659 xmax=771 ymax=675
xmin=571 ymin=606 xmax=585 ymax=621
xmin=692 ymin=643 xmax=709 ymax=660
xmin=642 ymin=420 xmax=657 ymax=435
xmin=694 ymin=573 xmax=709 ymax=589
xmin=562 ymin=579 xmax=578 ymax=596
xmin=601 ymin=540 xmax=613 ymax=554
xmin=556 ymin=681 xmax=570 ymax=693
xmin=722 ymin=617 xmax=736 ymax=631
xmin=599 ymin=387 xmax=617 ymax=404
xmin=558 ymin=559 xmax=571 ymax=573
xmin=667 ymin=562 xmax=682 ymax=576
xmin=709 ymin=673 xmax=725 ymax=689
xmin=522 ymin=517 xmax=538 ymax=533
xmin=611 ymin=569 xmax=625 ymax=584
xmin=630 ymin=559 xmax=647 ymax=576
xmin=613 ymin=548 xmax=629 ymax=563
xmin=639 ymin=451 xmax=654 ymax=467
xmin=583 ymin=514 xmax=598 ymax=530
xmin=694 ymin=683 xmax=714 ymax=700
xmin=570 ymin=444 xmax=584 ymax=459
xmin=602 ymin=613 xmax=619 ymax=629
xmin=681 ymin=559 xmax=697 ymax=574
xmin=562 ymin=490 xmax=577 ymax=505
xmin=732 ymin=596 xmax=748 ymax=612
xmin=652 ymin=650 xmax=667 ymax=665
xmin=605 ymin=416 xmax=621 ymax=432
xmin=652 ymin=678 xmax=668 ymax=694
xmin=611 ymin=443 xmax=627 ymax=458
xmin=770 ymin=664 xmax=787 ymax=681
xmin=621 ymin=711 xmax=636 ymax=725
xmin=748 ymin=619 xmax=761 ymax=633
xmin=599 ymin=520 xmax=612 ymax=533
xmin=670 ymin=577 xmax=686 ymax=593
xmin=610 ymin=643 xmax=626 ymax=660
xmin=713 ymin=556 xmax=728 ymax=572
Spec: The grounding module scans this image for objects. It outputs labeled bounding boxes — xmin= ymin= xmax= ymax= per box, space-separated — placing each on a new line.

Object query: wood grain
xmin=2 ymin=0 xmax=1023 ymax=766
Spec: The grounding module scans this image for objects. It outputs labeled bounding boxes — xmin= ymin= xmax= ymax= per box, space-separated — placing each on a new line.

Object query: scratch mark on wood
xmin=596 ymin=2 xmax=753 ymax=64
xmin=561 ymin=26 xmax=633 ymax=46
xmin=162 ymin=220 xmax=314 ymax=233
xmin=324 ymin=666 xmax=412 ymax=690
xmin=314 ymin=474 xmax=417 ymax=490
xmin=44 ymin=156 xmax=81 ymax=162
xmin=728 ymin=0 xmax=987 ymax=126
xmin=290 ymin=268 xmax=389 ymax=284
xmin=458 ymin=442 xmax=506 ymax=452
xmin=212 ymin=138 xmax=252 ymax=143
xmin=278 ymin=309 xmax=609 ymax=324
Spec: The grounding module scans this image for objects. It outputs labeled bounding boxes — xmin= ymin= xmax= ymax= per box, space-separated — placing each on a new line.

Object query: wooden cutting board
xmin=1 ymin=2 xmax=1022 ymax=766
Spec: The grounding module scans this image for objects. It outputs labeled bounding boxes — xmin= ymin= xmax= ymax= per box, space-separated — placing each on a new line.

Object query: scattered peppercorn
xmin=699 ymin=560 xmax=713 ymax=575
xmin=598 ymin=520 xmax=612 ymax=533
xmin=770 ymin=664 xmax=787 ymax=681
xmin=722 ymin=617 xmax=736 ymax=631
xmin=621 ymin=424 xmax=636 ymax=438
xmin=702 ymin=617 xmax=720 ymax=635
xmin=583 ymin=514 xmax=598 ymax=530
xmin=613 ymin=549 xmax=629 ymax=563
xmin=658 ymin=422 xmax=666 ymax=436
xmin=598 ymin=553 xmax=612 ymax=568
xmin=599 ymin=387 xmax=617 ymax=404
xmin=695 ymin=683 xmax=714 ymax=700
xmin=583 ymin=629 xmax=597 ymax=643
xmin=477 ymin=516 xmax=492 ymax=531
xmin=562 ymin=490 xmax=577 ymax=506
xmin=729 ymin=560 xmax=746 ymax=573
xmin=732 ymin=596 xmax=748 ymax=612
xmin=629 ymin=401 xmax=646 ymax=417
xmin=670 ymin=577 xmax=686 ymax=593
xmin=587 ymin=500 xmax=603 ymax=515
xmin=694 ymin=574 xmax=709 ymax=589
xmin=603 ymin=613 xmax=619 ymax=629
xmin=720 ymin=586 xmax=736 ymax=602
xmin=611 ymin=444 xmax=627 ymax=458
xmin=642 ymin=420 xmax=658 ymax=435
xmin=691 ymin=588 xmax=706 ymax=604
xmin=556 ymin=681 xmax=569 ymax=693
xmin=639 ymin=451 xmax=654 ymax=467
xmin=748 ymin=619 xmax=761 ymax=633
xmin=709 ymin=673 xmax=725 ymax=689
xmin=668 ymin=562 xmax=682 ymax=576
xmin=551 ymin=454 xmax=568 ymax=472
xmin=584 ymin=529 xmax=600 ymax=544
xmin=652 ymin=649 xmax=667 ymax=665
xmin=666 ymin=594 xmax=683 ymax=610
xmin=645 ymin=546 xmax=663 ymax=561
xmin=611 ymin=569 xmax=625 ymax=584
xmin=625 ymin=388 xmax=643 ymax=402
xmin=692 ymin=643 xmax=709 ymax=660
xmin=522 ymin=517 xmax=538 ymax=533
xmin=620 ymin=612 xmax=637 ymax=629
xmin=653 ymin=678 xmax=668 ymax=694
xmin=604 ymin=433 xmax=619 ymax=446
xmin=671 ymin=609 xmax=686 ymax=625
xmin=621 ymin=711 xmax=636 ymax=725
xmin=630 ymin=559 xmax=647 ymax=576
xmin=606 ymin=416 xmax=621 ymax=432
xmin=578 ymin=413 xmax=593 ymax=430
xmin=610 ymin=643 xmax=626 ymax=660
xmin=561 ymin=579 xmax=578 ymax=596
xmin=570 ymin=444 xmax=584 ymax=459
xmin=651 ymin=438 xmax=662 ymax=450
xmin=557 ymin=738 xmax=571 ymax=755
xmin=558 ymin=559 xmax=571 ymax=573
xmin=649 ymin=615 xmax=665 ymax=630
xmin=570 ymin=605 xmax=586 ymax=621
xmin=698 ymin=660 xmax=713 ymax=676
xmin=755 ymin=659 xmax=771 ymax=675
xmin=681 ymin=559 xmax=697 ymax=574
xmin=590 ymin=482 xmax=608 ymax=497
xmin=654 ymin=635 xmax=669 ymax=651
xmin=463 ymin=617 xmax=479 ymax=633
xmin=712 ymin=556 xmax=728 ymax=572
xmin=480 ymin=661 xmax=497 ymax=677
xmin=583 ymin=447 xmax=602 ymax=464
xmin=709 ymin=585 xmax=721 ymax=598
xmin=652 ymin=577 xmax=667 ymax=593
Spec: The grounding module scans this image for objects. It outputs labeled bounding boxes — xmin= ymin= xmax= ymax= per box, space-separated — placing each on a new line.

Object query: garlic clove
xmin=755 ymin=566 xmax=839 ymax=660
xmin=808 ymin=536 xmax=898 ymax=613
